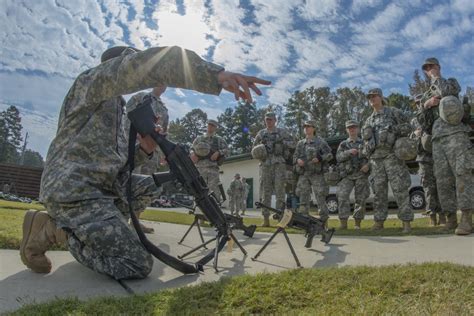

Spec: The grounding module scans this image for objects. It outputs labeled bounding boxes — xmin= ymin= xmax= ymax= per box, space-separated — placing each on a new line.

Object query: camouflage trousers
xmin=260 ymin=162 xmax=286 ymax=217
xmin=433 ymin=132 xmax=474 ymax=213
xmin=418 ymin=162 xmax=441 ymax=214
xmin=242 ymin=193 xmax=248 ymax=212
xmin=229 ymin=193 xmax=244 ymax=215
xmin=370 ymin=154 xmax=414 ymax=222
xmin=337 ymin=175 xmax=369 ymax=220
xmin=45 ymin=174 xmax=160 ymax=280
xmin=197 ymin=165 xmax=222 ymax=203
xmin=295 ymin=173 xmax=329 ymax=220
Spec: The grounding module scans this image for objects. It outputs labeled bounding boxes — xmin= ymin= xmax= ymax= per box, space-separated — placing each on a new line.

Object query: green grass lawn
xmin=0 ymin=199 xmax=452 ymax=250
xmin=8 ymin=262 xmax=474 ymax=315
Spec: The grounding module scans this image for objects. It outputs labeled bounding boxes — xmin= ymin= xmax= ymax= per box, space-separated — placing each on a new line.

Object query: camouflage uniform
xmin=253 ymin=115 xmax=295 ymax=219
xmin=192 ymin=127 xmax=228 ymax=203
xmin=336 ymin=133 xmax=370 ymax=221
xmin=362 ymin=88 xmax=414 ymax=223
xmin=126 ymin=92 xmax=169 ymax=175
xmin=293 ymin=128 xmax=333 ymax=219
xmin=418 ymin=69 xmax=473 ymax=219
xmin=411 ymin=108 xmax=441 ymax=217
xmin=40 ymin=46 xmax=224 ymax=279
xmin=241 ymin=180 xmax=250 ymax=213
xmin=227 ymin=175 xmax=244 ymax=215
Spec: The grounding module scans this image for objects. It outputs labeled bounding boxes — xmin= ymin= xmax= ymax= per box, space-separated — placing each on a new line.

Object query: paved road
xmin=1 ymin=221 xmax=472 ymax=313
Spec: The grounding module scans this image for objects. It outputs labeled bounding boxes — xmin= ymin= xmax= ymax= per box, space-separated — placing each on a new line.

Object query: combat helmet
xmin=394 ymin=137 xmax=417 ymax=161
xmin=251 ymin=144 xmax=267 ymax=161
xmin=194 ymin=142 xmax=211 ymax=157
xmin=439 ymin=95 xmax=463 ymax=125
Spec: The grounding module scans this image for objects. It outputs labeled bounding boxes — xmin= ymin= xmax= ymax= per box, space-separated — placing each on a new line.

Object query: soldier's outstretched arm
xmin=87 ymin=46 xmax=270 ymax=103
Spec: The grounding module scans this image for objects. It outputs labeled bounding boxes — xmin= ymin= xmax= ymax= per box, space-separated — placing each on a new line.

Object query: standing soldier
xmin=241 ymin=177 xmax=250 ymax=215
xmin=336 ymin=120 xmax=370 ymax=230
xmin=191 ymin=120 xmax=228 ymax=203
xmin=227 ymin=173 xmax=244 ymax=216
xmin=125 ymin=85 xmax=169 ymax=233
xmin=419 ymin=57 xmax=473 ymax=235
xmin=252 ymin=112 xmax=295 ymax=226
xmin=411 ymin=94 xmax=444 ymax=226
xmin=362 ymin=88 xmax=414 ymax=232
xmin=293 ymin=120 xmax=333 ymax=220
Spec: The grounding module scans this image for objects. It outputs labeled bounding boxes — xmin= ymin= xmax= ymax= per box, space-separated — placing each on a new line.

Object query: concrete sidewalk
xmin=1 ymin=221 xmax=473 ymax=314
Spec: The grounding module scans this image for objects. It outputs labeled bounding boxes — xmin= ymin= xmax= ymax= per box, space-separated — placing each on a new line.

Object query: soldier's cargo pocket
xmin=455 ymin=147 xmax=474 ymax=176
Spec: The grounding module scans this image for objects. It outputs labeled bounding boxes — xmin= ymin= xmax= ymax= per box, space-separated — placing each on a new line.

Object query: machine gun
xmin=252 ymin=202 xmax=334 ymax=268
xmin=256 ymin=202 xmax=334 ymax=247
xmin=128 ymin=97 xmax=238 ymax=272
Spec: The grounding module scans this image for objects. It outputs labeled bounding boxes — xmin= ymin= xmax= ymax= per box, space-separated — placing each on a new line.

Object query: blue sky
xmin=1 ymin=0 xmax=473 ymax=157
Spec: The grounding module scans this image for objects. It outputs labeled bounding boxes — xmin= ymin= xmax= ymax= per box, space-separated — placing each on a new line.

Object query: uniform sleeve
xmin=336 ymin=141 xmax=351 ymax=162
xmin=86 ymin=46 xmax=224 ymax=104
xmin=253 ymin=131 xmax=263 ymax=147
xmin=293 ymin=141 xmax=304 ymax=163
xmin=392 ymin=108 xmax=412 ymax=137
xmin=218 ymin=137 xmax=229 ymax=157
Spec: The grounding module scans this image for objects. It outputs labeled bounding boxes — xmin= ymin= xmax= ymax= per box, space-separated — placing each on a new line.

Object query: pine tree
xmin=0 ymin=106 xmax=23 ymax=164
xmin=408 ymin=69 xmax=430 ymax=97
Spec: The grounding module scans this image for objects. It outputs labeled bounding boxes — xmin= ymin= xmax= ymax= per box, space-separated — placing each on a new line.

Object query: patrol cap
xmin=422 ymin=57 xmax=440 ymax=71
xmin=265 ymin=112 xmax=276 ymax=119
xmin=366 ymin=88 xmax=383 ymax=99
xmin=303 ymin=120 xmax=317 ymax=128
xmin=101 ymin=46 xmax=141 ymax=63
xmin=207 ymin=119 xmax=219 ymax=127
xmin=235 ymin=173 xmax=240 ymax=177
xmin=345 ymin=120 xmax=359 ymax=128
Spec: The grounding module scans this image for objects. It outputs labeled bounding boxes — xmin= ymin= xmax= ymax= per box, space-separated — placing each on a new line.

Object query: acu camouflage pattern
xmin=336 ymin=138 xmax=370 ymax=220
xmin=192 ymin=133 xmax=228 ymax=202
xmin=293 ymin=136 xmax=333 ymax=218
xmin=227 ymin=178 xmax=244 ymax=215
xmin=242 ymin=181 xmax=250 ymax=212
xmin=253 ymin=127 xmax=295 ymax=216
xmin=363 ymin=106 xmax=413 ymax=222
xmin=410 ymin=118 xmax=441 ymax=215
xmin=421 ymin=76 xmax=474 ymax=214
xmin=125 ymin=92 xmax=169 ymax=175
xmin=40 ymin=45 xmax=224 ymax=279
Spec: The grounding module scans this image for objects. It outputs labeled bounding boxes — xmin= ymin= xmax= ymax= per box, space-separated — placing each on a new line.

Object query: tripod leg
xmin=178 ymin=236 xmax=217 ymax=259
xmin=251 ymin=227 xmax=282 ymax=261
xmin=282 ymin=229 xmax=302 ymax=268
xmin=178 ymin=217 xmax=197 ymax=244
xmin=213 ymin=235 xmax=221 ymax=272
xmin=195 ymin=220 xmax=207 ymax=248
xmin=230 ymin=233 xmax=247 ymax=256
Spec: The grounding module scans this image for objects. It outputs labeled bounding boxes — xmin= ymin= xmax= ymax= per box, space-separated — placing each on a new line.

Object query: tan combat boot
xmin=429 ymin=214 xmax=438 ymax=226
xmin=455 ymin=210 xmax=472 ymax=235
xmin=354 ymin=219 xmax=362 ymax=230
xmin=443 ymin=213 xmax=458 ymax=231
xmin=262 ymin=216 xmax=270 ymax=227
xmin=339 ymin=219 xmax=348 ymax=230
xmin=402 ymin=221 xmax=411 ymax=233
xmin=371 ymin=220 xmax=384 ymax=231
xmin=20 ymin=210 xmax=68 ymax=273
xmin=438 ymin=214 xmax=446 ymax=225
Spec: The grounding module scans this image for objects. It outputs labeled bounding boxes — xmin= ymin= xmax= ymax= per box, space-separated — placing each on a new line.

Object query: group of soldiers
xmin=248 ymin=57 xmax=472 ymax=236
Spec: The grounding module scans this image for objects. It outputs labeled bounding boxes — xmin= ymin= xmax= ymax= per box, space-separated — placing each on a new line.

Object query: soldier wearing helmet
xmin=362 ymin=88 xmax=414 ymax=233
xmin=252 ymin=112 xmax=295 ymax=226
xmin=191 ymin=119 xmax=228 ymax=203
xmin=419 ymin=57 xmax=473 ymax=235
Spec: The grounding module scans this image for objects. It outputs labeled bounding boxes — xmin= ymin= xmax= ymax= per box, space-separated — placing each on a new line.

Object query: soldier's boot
xmin=429 ymin=214 xmax=438 ymax=226
xmin=371 ymin=220 xmax=384 ymax=231
xmin=455 ymin=210 xmax=472 ymax=235
xmin=20 ymin=210 xmax=68 ymax=273
xmin=442 ymin=213 xmax=458 ymax=231
xmin=262 ymin=216 xmax=270 ymax=227
xmin=402 ymin=221 xmax=411 ymax=233
xmin=438 ymin=214 xmax=446 ymax=226
xmin=354 ymin=219 xmax=362 ymax=230
xmin=339 ymin=219 xmax=348 ymax=230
